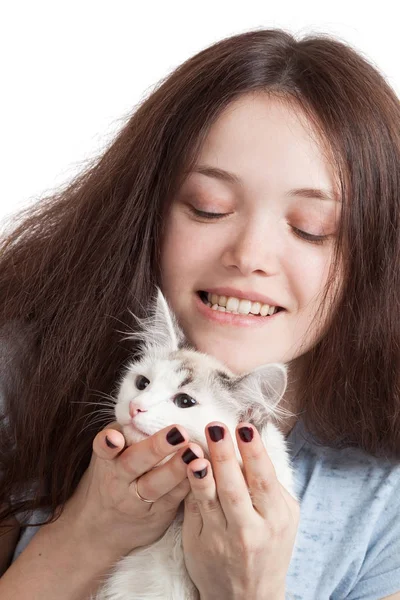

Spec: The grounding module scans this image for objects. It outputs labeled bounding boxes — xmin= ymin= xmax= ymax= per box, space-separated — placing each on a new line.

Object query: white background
xmin=1 ymin=0 xmax=398 ymax=226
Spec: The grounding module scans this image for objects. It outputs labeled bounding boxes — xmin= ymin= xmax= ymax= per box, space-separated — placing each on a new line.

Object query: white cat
xmin=94 ymin=289 xmax=296 ymax=600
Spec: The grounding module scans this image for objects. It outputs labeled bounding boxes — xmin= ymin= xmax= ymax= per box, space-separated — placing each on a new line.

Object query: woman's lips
xmin=195 ymin=291 xmax=283 ymax=327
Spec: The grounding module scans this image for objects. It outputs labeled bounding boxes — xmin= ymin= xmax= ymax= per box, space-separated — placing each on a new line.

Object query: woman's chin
xmin=192 ymin=341 xmax=278 ymax=374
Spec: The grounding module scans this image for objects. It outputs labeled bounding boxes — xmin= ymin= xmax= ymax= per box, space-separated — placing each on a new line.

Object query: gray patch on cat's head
xmin=215 ymin=370 xmax=242 ymax=391
xmin=216 ymin=370 xmax=230 ymax=382
xmin=177 ymin=362 xmax=194 ymax=388
xmin=164 ymin=353 xmax=198 ymax=389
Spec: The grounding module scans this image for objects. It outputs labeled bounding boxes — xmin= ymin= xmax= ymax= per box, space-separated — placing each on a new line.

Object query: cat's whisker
xmin=72 ymin=407 xmax=116 ymax=420
xmin=89 ymin=389 xmax=118 ymax=404
xmin=71 ymin=400 xmax=116 ymax=408
xmin=74 ymin=409 xmax=116 ymax=425
xmin=89 ymin=410 xmax=116 ymax=418
xmin=77 ymin=416 xmax=117 ymax=437
xmin=75 ymin=419 xmax=112 ymax=435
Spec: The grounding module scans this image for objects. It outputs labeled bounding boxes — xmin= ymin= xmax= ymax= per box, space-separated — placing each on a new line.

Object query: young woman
xmin=1 ymin=28 xmax=399 ymax=599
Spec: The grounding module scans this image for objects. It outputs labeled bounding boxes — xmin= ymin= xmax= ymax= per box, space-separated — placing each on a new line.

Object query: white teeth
xmin=206 ymin=292 xmax=279 ymax=316
xmin=238 ymin=299 xmax=252 ymax=314
xmin=250 ymin=302 xmax=261 ymax=315
xmin=226 ymin=297 xmax=239 ymax=312
xmin=218 ymin=295 xmax=227 ymax=307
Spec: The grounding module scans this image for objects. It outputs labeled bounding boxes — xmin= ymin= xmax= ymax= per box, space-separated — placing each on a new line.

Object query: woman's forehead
xmin=188 ymin=94 xmax=340 ymax=201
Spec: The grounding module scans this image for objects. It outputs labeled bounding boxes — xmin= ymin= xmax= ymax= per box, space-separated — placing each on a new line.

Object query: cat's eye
xmin=173 ymin=393 xmax=197 ymax=408
xmin=136 ymin=375 xmax=150 ymax=390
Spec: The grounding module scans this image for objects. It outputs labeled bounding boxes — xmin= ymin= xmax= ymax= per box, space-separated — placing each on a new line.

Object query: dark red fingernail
xmin=238 ymin=426 xmax=254 ymax=442
xmin=182 ymin=448 xmax=199 ymax=464
xmin=105 ymin=435 xmax=117 ymax=449
xmin=208 ymin=425 xmax=224 ymax=442
xmin=166 ymin=427 xmax=185 ymax=445
xmin=193 ymin=467 xmax=208 ymax=479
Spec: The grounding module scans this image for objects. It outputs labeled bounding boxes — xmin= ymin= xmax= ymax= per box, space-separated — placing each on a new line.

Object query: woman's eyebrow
xmin=287 ymin=188 xmax=340 ymax=203
xmin=189 ymin=165 xmax=241 ymax=185
xmin=188 ymin=164 xmax=340 ymax=203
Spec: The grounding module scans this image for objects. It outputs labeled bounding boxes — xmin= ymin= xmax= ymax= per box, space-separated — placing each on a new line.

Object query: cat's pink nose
xmin=129 ymin=401 xmax=148 ymax=419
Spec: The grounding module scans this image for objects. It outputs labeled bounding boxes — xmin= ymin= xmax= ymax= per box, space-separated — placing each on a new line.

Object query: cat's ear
xmin=151 ymin=287 xmax=186 ymax=352
xmin=232 ymin=363 xmax=288 ymax=428
xmin=126 ymin=287 xmax=186 ymax=354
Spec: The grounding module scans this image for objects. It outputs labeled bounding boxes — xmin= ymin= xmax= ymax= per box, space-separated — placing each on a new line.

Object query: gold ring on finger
xmin=134 ymin=476 xmax=156 ymax=504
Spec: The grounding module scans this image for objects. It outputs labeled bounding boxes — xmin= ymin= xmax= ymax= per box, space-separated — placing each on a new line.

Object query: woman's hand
xmin=182 ymin=421 xmax=300 ymax=600
xmin=61 ymin=421 xmax=204 ymax=558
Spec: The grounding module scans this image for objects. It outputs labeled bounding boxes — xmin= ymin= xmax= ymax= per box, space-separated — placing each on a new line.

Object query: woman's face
xmin=160 ymin=93 xmax=341 ymax=375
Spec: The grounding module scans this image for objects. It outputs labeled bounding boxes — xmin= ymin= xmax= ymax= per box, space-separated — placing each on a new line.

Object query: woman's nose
xmin=222 ymin=217 xmax=281 ymax=276
xmin=129 ymin=401 xmax=148 ymax=418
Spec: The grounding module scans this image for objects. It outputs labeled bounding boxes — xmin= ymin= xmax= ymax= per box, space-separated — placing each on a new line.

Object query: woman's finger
xmin=92 ymin=421 xmax=126 ymax=460
xmin=185 ymin=456 xmax=226 ymax=530
xmin=190 ymin=422 xmax=255 ymax=527
xmin=236 ymin=422 xmax=286 ymax=521
xmin=130 ymin=443 xmax=204 ymax=503
xmin=116 ymin=424 xmax=190 ymax=481
xmin=207 ymin=423 xmax=255 ymax=524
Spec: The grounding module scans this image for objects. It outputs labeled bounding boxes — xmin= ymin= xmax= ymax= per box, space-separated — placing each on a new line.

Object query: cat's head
xmin=115 ymin=288 xmax=289 ymax=458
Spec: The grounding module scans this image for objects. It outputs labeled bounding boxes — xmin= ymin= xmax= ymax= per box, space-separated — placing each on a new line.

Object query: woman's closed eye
xmin=188 ymin=206 xmax=330 ymax=244
xmin=188 ymin=207 xmax=231 ymax=220
xmin=290 ymin=226 xmax=329 ymax=244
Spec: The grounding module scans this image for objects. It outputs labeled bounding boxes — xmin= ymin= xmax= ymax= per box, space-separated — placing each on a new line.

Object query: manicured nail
xmin=105 ymin=435 xmax=117 ymax=449
xmin=193 ymin=467 xmax=208 ymax=479
xmin=238 ymin=426 xmax=254 ymax=442
xmin=166 ymin=427 xmax=185 ymax=445
xmin=208 ymin=425 xmax=224 ymax=442
xmin=182 ymin=448 xmax=199 ymax=464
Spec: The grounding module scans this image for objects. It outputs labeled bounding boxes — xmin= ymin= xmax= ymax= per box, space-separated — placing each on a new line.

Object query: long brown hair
xmin=1 ymin=28 xmax=399 ymax=527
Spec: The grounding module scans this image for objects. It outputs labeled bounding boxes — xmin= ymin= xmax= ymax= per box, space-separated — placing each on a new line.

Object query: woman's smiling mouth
xmin=196 ymin=291 xmax=285 ymax=327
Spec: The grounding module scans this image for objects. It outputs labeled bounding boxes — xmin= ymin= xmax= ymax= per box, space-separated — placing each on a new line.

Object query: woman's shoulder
xmin=288 ymin=417 xmax=400 ymax=499
xmin=286 ymin=418 xmax=400 ymax=599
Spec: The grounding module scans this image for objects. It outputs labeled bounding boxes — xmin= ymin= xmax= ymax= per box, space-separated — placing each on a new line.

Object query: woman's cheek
xmin=288 ymin=243 xmax=333 ymax=307
xmin=161 ymin=213 xmax=210 ymax=289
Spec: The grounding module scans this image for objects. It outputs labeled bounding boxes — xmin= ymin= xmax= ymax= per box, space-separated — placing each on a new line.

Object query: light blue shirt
xmin=285 ymin=419 xmax=400 ymax=599
xmin=10 ymin=418 xmax=400 ymax=599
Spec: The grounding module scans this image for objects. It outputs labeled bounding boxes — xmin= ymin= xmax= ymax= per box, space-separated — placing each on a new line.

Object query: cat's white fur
xmin=94 ymin=289 xmax=296 ymax=600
